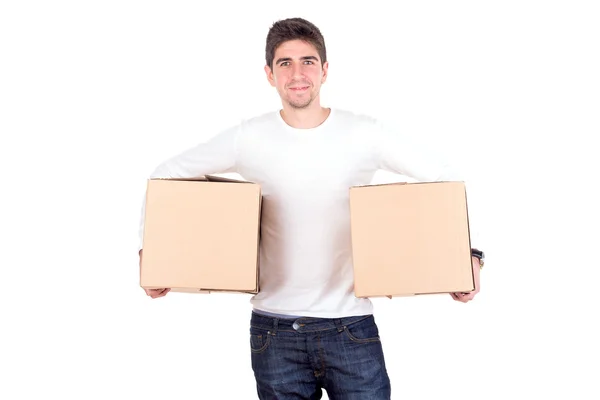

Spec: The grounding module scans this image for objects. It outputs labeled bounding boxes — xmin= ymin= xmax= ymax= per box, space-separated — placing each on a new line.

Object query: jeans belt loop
xmin=334 ymin=318 xmax=344 ymax=333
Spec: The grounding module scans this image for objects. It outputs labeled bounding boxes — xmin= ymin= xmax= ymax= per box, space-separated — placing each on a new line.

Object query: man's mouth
xmin=289 ymin=86 xmax=309 ymax=92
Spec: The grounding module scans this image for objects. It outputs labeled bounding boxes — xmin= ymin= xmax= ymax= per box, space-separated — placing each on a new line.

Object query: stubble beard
xmin=286 ymin=88 xmax=319 ymax=109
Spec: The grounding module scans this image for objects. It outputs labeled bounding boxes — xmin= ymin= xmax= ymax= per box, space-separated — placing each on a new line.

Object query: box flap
xmin=149 ymin=176 xmax=209 ymax=182
xmin=148 ymin=175 xmax=257 ymax=184
xmin=205 ymin=174 xmax=254 ymax=184
xmin=351 ymin=181 xmax=409 ymax=189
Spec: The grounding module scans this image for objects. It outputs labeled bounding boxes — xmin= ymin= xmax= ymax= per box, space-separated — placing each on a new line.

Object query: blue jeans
xmin=250 ymin=311 xmax=391 ymax=399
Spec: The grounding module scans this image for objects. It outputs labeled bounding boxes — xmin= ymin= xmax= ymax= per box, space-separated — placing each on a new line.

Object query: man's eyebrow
xmin=275 ymin=56 xmax=319 ymax=65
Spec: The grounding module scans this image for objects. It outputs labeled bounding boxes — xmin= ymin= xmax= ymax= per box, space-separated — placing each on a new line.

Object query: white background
xmin=1 ymin=0 xmax=599 ymax=399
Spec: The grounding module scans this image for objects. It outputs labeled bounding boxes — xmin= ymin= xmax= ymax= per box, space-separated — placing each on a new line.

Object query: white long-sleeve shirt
xmin=139 ymin=108 xmax=480 ymax=318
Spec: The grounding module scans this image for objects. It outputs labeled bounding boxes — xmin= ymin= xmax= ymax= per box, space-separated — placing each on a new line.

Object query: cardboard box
xmin=140 ymin=175 xmax=262 ymax=294
xmin=349 ymin=181 xmax=474 ymax=298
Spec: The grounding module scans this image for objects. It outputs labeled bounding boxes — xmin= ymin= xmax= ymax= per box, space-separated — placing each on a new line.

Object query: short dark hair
xmin=265 ymin=18 xmax=327 ymax=70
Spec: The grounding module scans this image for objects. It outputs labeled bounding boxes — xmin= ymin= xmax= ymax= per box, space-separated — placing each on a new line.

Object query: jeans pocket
xmin=343 ymin=316 xmax=381 ymax=343
xmin=250 ymin=328 xmax=271 ymax=354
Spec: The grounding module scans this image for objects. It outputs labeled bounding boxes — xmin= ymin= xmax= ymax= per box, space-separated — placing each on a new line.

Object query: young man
xmin=138 ymin=17 xmax=484 ymax=400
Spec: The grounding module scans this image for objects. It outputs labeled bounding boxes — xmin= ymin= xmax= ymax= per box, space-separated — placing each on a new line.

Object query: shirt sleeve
xmin=374 ymin=120 xmax=483 ymax=250
xmin=138 ymin=125 xmax=240 ymax=251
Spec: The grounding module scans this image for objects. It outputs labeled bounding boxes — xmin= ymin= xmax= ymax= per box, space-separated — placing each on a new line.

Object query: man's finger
xmin=460 ymin=293 xmax=473 ymax=302
xmin=151 ymin=288 xmax=170 ymax=298
xmin=451 ymin=292 xmax=470 ymax=303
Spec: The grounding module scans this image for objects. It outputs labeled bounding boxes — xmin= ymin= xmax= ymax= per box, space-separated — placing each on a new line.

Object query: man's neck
xmin=279 ymin=104 xmax=331 ymax=129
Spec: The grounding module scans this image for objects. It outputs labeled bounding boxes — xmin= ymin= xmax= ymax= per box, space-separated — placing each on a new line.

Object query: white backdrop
xmin=1 ymin=1 xmax=599 ymax=399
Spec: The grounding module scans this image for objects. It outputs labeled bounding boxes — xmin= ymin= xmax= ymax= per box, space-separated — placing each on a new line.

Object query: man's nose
xmin=291 ymin=63 xmax=304 ymax=79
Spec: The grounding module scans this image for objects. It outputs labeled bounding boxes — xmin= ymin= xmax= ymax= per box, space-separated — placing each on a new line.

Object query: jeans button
xmin=292 ymin=321 xmax=300 ymax=330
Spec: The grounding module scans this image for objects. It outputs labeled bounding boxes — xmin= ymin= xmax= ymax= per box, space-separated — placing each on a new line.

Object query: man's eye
xmin=304 ymin=60 xmax=314 ymax=65
xmin=280 ymin=62 xmax=290 ymax=67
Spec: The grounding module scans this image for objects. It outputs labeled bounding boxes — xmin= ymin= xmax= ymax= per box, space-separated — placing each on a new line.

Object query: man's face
xmin=265 ymin=39 xmax=328 ymax=109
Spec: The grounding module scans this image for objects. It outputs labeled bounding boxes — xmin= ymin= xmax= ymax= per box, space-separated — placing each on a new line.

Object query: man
xmin=138 ymin=17 xmax=484 ymax=400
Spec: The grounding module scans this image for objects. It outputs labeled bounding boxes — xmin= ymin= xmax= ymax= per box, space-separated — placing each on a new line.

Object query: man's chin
xmin=287 ymin=98 xmax=313 ymax=109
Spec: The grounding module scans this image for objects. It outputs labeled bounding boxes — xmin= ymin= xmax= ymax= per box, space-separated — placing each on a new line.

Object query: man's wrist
xmin=471 ymin=248 xmax=485 ymax=269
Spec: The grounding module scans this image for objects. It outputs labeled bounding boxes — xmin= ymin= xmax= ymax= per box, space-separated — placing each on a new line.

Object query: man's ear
xmin=264 ymin=65 xmax=275 ymax=87
xmin=321 ymin=61 xmax=329 ymax=84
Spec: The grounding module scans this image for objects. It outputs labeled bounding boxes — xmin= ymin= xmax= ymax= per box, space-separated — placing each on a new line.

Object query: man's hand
xmin=139 ymin=249 xmax=171 ymax=299
xmin=144 ymin=287 xmax=171 ymax=299
xmin=450 ymin=256 xmax=481 ymax=303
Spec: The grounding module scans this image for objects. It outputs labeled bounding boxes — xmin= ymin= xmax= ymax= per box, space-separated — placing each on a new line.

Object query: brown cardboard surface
xmin=349 ymin=181 xmax=474 ymax=298
xmin=140 ymin=175 xmax=261 ymax=294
